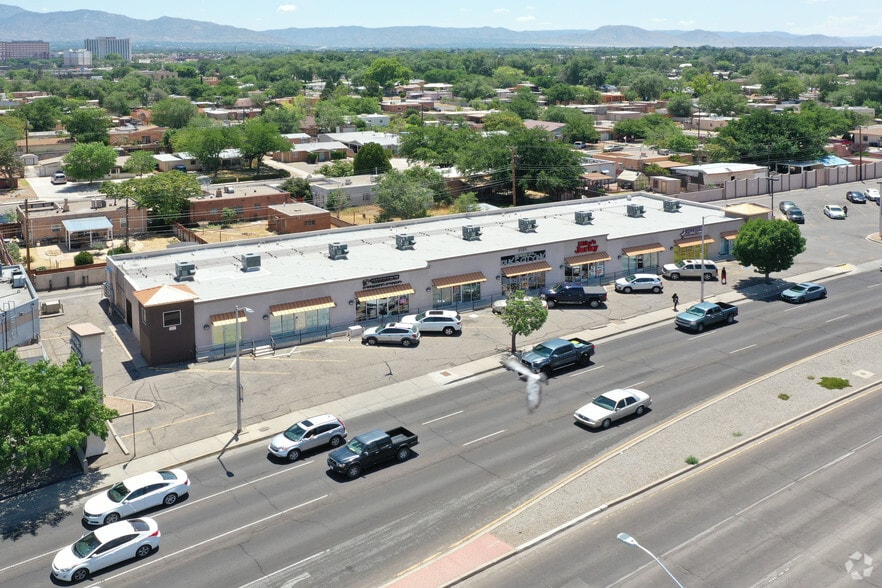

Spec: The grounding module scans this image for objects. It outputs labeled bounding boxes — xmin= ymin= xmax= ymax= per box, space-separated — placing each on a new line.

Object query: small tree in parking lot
xmin=497 ymin=290 xmax=549 ymax=353
xmin=732 ymin=218 xmax=806 ymax=283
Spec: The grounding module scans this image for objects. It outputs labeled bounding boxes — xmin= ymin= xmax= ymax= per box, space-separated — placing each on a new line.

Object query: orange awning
xmin=431 ymin=272 xmax=488 ymax=288
xmin=721 ymin=230 xmax=739 ymax=241
xmin=270 ymin=296 xmax=336 ymax=316
xmin=564 ymin=251 xmax=611 ymax=266
xmin=621 ymin=243 xmax=666 ymax=256
xmin=501 ymin=261 xmax=553 ymax=278
xmin=209 ymin=309 xmax=250 ymax=327
xmin=674 ymin=236 xmax=715 ymax=248
xmin=355 ymin=283 xmax=415 ymax=301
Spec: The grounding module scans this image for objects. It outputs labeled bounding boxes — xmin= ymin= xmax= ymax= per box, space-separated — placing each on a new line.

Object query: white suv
xmin=662 ymin=259 xmax=718 ymax=281
xmin=361 ymin=322 xmax=421 ymax=347
xmin=267 ymin=414 xmax=347 ymax=461
xmin=615 ymin=274 xmax=664 ymax=293
xmin=400 ymin=309 xmax=462 ymax=336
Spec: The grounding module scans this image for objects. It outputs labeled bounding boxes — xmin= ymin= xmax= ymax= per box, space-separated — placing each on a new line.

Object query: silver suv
xmin=662 ymin=259 xmax=718 ymax=281
xmin=400 ymin=310 xmax=462 ymax=336
xmin=362 ymin=322 xmax=421 ymax=347
xmin=267 ymin=414 xmax=347 ymax=461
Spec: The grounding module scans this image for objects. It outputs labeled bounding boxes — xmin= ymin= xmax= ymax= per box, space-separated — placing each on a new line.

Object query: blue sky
xmin=27 ymin=1 xmax=882 ymax=37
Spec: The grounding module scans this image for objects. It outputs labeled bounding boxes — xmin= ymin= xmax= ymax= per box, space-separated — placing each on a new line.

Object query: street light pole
xmin=768 ymin=173 xmax=780 ymax=215
xmin=878 ymin=181 xmax=882 ymax=240
xmin=234 ymin=305 xmax=254 ymax=437
xmin=617 ymin=532 xmax=685 ymax=588
xmin=700 ymin=216 xmax=706 ymax=302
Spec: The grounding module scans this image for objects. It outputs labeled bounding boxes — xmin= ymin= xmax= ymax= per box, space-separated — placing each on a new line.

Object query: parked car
xmin=491 ymin=296 xmax=547 ymax=314
xmin=539 ymin=282 xmax=607 ymax=308
xmin=662 ymin=259 xmax=718 ymax=281
xmin=786 ymin=207 xmax=805 ymax=223
xmin=573 ymin=141 xmax=585 ymax=149
xmin=846 ymin=190 xmax=867 ymax=203
xmin=400 ymin=309 xmax=462 ymax=335
xmin=615 ymin=274 xmax=663 ymax=294
xmin=361 ymin=322 xmax=420 ymax=347
xmin=781 ymin=282 xmax=827 ymax=304
xmin=267 ymin=414 xmax=347 ymax=462
xmin=603 ymin=144 xmax=624 ymax=152
xmin=778 ymin=200 xmax=797 ymax=214
xmin=52 ymin=518 xmax=160 ymax=582
xmin=823 ymin=204 xmax=846 ymax=219
xmin=574 ymin=388 xmax=652 ymax=429
xmin=83 ymin=469 xmax=189 ymax=526
xmin=865 ymin=188 xmax=880 ymax=202
xmin=51 ymin=172 xmax=67 ymax=185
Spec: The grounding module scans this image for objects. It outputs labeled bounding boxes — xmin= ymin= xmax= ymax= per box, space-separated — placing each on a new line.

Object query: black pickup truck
xmin=327 ymin=426 xmax=418 ymax=479
xmin=539 ymin=282 xmax=608 ymax=308
xmin=518 ymin=337 xmax=595 ymax=374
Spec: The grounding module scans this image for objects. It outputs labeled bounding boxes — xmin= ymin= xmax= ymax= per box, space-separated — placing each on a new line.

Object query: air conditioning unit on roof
xmin=574 ymin=210 xmax=594 ymax=225
xmin=395 ymin=234 xmax=415 ymax=250
xmin=626 ymin=204 xmax=645 ymax=217
xmin=663 ymin=200 xmax=682 ymax=212
xmin=462 ymin=225 xmax=482 ymax=241
xmin=518 ymin=218 xmax=537 ymax=233
xmin=174 ymin=261 xmax=196 ymax=281
xmin=328 ymin=242 xmax=349 ymax=259
xmin=240 ymin=253 xmax=261 ymax=272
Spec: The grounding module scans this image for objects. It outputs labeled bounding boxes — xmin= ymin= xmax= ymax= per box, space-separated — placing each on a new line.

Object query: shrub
xmin=73 ymin=251 xmax=94 ymax=266
xmin=818 ymin=376 xmax=850 ymax=390
xmin=685 ymin=455 xmax=699 ymax=465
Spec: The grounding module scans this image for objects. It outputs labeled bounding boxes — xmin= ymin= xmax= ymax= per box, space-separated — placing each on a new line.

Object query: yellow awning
xmin=355 ymin=283 xmax=415 ymax=301
xmin=270 ymin=296 xmax=336 ymax=316
xmin=431 ymin=272 xmax=488 ymax=288
xmin=209 ymin=310 xmax=250 ymax=327
xmin=621 ymin=243 xmax=666 ymax=256
xmin=501 ymin=261 xmax=553 ymax=278
xmin=721 ymin=230 xmax=739 ymax=241
xmin=674 ymin=236 xmax=715 ymax=248
xmin=564 ymin=251 xmax=611 ymax=266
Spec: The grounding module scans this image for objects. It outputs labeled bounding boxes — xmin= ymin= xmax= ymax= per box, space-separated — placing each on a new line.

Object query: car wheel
xmin=623 ymin=286 xmax=632 ymax=294
xmin=365 ymin=337 xmax=378 ymax=346
xmin=798 ymin=297 xmax=805 ymax=304
xmin=703 ymin=273 xmax=713 ymax=281
xmin=578 ymin=354 xmax=590 ymax=367
xmin=442 ymin=326 xmax=455 ymax=336
xmin=329 ymin=435 xmax=343 ymax=447
xmin=670 ymin=273 xmax=680 ymax=280
xmin=135 ymin=544 xmax=153 ymax=559
xmin=726 ymin=313 xmax=735 ymax=324
xmin=286 ymin=448 xmax=301 ymax=462
xmin=636 ymin=405 xmax=646 ymax=416
xmin=396 ymin=447 xmax=411 ymax=461
xmin=401 ymin=338 xmax=413 ymax=347
xmin=103 ymin=512 xmax=120 ymax=525
xmin=652 ymin=286 xmax=661 ymax=293
xmin=546 ymin=299 xmax=557 ymax=308
xmin=163 ymin=493 xmax=178 ymax=506
xmin=696 ymin=323 xmax=705 ymax=332
xmin=820 ymin=291 xmax=827 ymax=299
xmin=601 ymin=418 xmax=612 ymax=429
xmin=72 ymin=568 xmax=90 ymax=582
xmin=346 ymin=464 xmax=361 ymax=479
xmin=588 ymin=299 xmax=600 ymax=308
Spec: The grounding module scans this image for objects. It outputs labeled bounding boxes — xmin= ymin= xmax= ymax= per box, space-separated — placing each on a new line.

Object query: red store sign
xmin=575 ymin=239 xmax=599 ymax=254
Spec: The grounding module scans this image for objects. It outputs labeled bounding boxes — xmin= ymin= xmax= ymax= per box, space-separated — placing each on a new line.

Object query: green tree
xmin=14 ymin=96 xmax=63 ymax=132
xmin=404 ymin=165 xmax=449 ymax=205
xmin=238 ymin=117 xmax=290 ymax=175
xmin=482 ymin=111 xmax=525 ymax=132
xmin=62 ymin=142 xmax=118 ymax=185
xmin=0 ymin=140 xmax=24 ymax=186
xmin=666 ymin=93 xmax=694 ymax=117
xmin=352 ymin=142 xmax=392 ymax=176
xmin=732 ymin=218 xmax=806 ymax=283
xmin=62 ymin=107 xmax=112 ymax=144
xmin=0 ymin=351 xmax=118 ymax=473
xmin=630 ymin=73 xmax=667 ymax=100
xmin=129 ymin=171 xmax=203 ymax=222
xmin=171 ymin=120 xmax=240 ymax=177
xmin=260 ymin=104 xmax=302 ymax=134
xmin=314 ymin=101 xmax=346 ymax=133
xmin=374 ymin=169 xmax=433 ymax=220
xmin=73 ymin=251 xmax=94 ymax=266
xmin=123 ymin=150 xmax=157 ymax=177
xmin=505 ymin=87 xmax=539 ymax=120
xmin=279 ymin=177 xmax=312 ymax=201
xmin=150 ymin=97 xmax=198 ymax=129
xmin=220 ymin=207 xmax=236 ymax=227
xmin=325 ymin=189 xmax=349 ymax=216
xmin=103 ymin=91 xmax=132 ymax=116
xmin=497 ymin=291 xmax=549 ymax=353
xmin=450 ymin=192 xmax=480 ymax=213
xmin=699 ymin=82 xmax=749 ymax=116
xmin=712 ymin=109 xmax=828 ymax=165
xmin=544 ymin=83 xmax=578 ymax=105
xmin=363 ymin=57 xmax=412 ymax=93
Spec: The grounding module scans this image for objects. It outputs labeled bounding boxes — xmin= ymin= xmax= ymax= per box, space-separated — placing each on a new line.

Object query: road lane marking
xmin=567 ymin=364 xmax=604 ymax=378
xmin=730 ymin=344 xmax=756 ymax=354
xmin=826 ymin=314 xmax=849 ymax=323
xmin=422 ymin=411 xmax=464 ymax=425
xmin=463 ymin=430 xmax=505 ymax=446
xmin=119 ymin=412 xmax=214 ymax=438
xmin=238 ymin=553 xmax=323 ymax=588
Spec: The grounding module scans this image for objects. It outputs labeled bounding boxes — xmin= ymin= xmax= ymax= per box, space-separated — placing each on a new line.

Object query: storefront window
xmin=501 ymin=272 xmax=546 ymax=295
xmin=432 ymin=282 xmax=482 ymax=307
xmin=564 ymin=262 xmax=605 ymax=282
xmin=356 ymin=295 xmax=410 ymax=323
xmin=270 ymin=308 xmax=331 ymax=337
xmin=622 ymin=253 xmax=661 ymax=274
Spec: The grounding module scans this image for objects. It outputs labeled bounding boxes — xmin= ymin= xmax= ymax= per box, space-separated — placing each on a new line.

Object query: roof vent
xmin=626 ymin=204 xmax=645 ymax=218
xmin=574 ymin=210 xmax=594 ymax=225
xmin=174 ymin=261 xmax=196 ymax=281
xmin=395 ymin=233 xmax=415 ymax=250
xmin=462 ymin=225 xmax=482 ymax=241
xmin=663 ymin=200 xmax=682 ymax=212
xmin=240 ymin=253 xmax=261 ymax=272
xmin=518 ymin=218 xmax=537 ymax=233
xmin=328 ymin=242 xmax=349 ymax=260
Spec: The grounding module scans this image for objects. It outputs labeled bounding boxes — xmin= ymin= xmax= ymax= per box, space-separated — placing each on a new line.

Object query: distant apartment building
xmin=0 ymin=40 xmax=50 ymax=61
xmin=84 ymin=37 xmax=131 ymax=61
xmin=62 ymin=49 xmax=92 ymax=67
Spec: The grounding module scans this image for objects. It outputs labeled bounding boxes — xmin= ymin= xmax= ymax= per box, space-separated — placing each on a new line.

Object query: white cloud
xmin=494 ymin=8 xmax=510 ymax=14
xmin=277 ymin=4 xmax=297 ymax=12
xmin=516 ymin=15 xmax=536 ymax=23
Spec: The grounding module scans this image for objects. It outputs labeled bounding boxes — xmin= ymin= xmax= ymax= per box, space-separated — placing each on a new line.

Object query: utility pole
xmin=510 ymin=147 xmax=519 ymax=207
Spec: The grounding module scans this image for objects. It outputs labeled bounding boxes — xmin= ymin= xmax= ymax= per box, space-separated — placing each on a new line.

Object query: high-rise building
xmin=63 ymin=49 xmax=92 ymax=67
xmin=0 ymin=40 xmax=51 ymax=61
xmin=84 ymin=37 xmax=131 ymax=62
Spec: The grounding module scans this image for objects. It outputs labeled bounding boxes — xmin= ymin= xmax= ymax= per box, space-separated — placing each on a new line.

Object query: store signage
xmin=362 ymin=274 xmax=401 ymax=289
xmin=575 ymin=239 xmax=599 ymax=253
xmin=500 ymin=250 xmax=546 ymax=266
xmin=680 ymin=226 xmax=703 ymax=238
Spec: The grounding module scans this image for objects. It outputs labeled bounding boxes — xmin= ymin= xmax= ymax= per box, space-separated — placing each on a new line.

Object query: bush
xmin=73 ymin=251 xmax=94 ymax=266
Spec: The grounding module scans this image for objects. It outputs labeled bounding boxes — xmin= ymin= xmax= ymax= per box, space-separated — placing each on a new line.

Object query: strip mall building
xmin=105 ymin=194 xmax=748 ymax=366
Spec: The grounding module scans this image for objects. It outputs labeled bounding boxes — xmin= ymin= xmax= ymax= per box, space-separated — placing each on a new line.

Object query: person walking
xmin=672 ymin=293 xmax=679 ymax=311
xmin=721 ymin=267 xmax=727 ymax=285
xmin=843 ymin=204 xmax=848 ymax=217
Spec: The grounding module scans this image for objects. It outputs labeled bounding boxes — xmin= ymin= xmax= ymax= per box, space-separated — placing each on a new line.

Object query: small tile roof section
xmin=133 ymin=284 xmax=199 ymax=307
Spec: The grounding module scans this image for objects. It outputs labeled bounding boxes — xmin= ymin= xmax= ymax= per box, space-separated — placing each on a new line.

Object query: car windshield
xmin=107 ymin=481 xmax=131 ymax=503
xmin=625 ymin=276 xmax=639 ymax=283
xmin=346 ymin=438 xmax=366 ymax=453
xmin=547 ymin=283 xmax=564 ymax=291
xmin=592 ymin=395 xmax=616 ymax=410
xmin=790 ymin=285 xmax=808 ymax=293
xmin=414 ymin=312 xmax=429 ymax=321
xmin=72 ymin=532 xmax=102 ymax=558
xmin=682 ymin=306 xmax=704 ymax=316
xmin=673 ymin=261 xmax=687 ymax=269
xmin=529 ymin=344 xmax=554 ymax=358
xmin=284 ymin=423 xmax=307 ymax=441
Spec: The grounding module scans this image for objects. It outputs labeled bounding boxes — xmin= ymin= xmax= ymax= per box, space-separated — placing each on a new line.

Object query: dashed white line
xmin=463 ymin=430 xmax=506 ymax=446
xmin=730 ymin=344 xmax=757 ymax=354
xmin=422 ymin=410 xmax=464 ymax=425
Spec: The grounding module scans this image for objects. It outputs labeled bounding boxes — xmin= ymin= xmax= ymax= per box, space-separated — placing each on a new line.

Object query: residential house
xmin=272 ymin=140 xmax=349 ymax=164
xmin=267 ymin=202 xmax=332 ymax=235
xmin=309 ymin=175 xmax=378 ymax=209
xmin=319 ymin=131 xmax=400 ymax=154
xmin=108 ymin=124 xmax=167 ymax=149
xmin=523 ymin=120 xmax=566 ymax=140
xmin=18 ymin=197 xmax=148 ymax=248
xmin=190 ymin=183 xmax=291 ymax=224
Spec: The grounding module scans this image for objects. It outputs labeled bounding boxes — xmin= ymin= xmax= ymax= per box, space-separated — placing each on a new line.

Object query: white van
xmin=51 ymin=172 xmax=67 ymax=185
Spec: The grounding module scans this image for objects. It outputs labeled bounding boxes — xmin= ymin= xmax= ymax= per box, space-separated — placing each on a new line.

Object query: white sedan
xmin=823 ymin=204 xmax=846 ymax=219
xmin=574 ymin=388 xmax=652 ymax=429
xmin=865 ymin=188 xmax=880 ymax=202
xmin=83 ymin=469 xmax=189 ymax=526
xmin=52 ymin=517 xmax=160 ymax=582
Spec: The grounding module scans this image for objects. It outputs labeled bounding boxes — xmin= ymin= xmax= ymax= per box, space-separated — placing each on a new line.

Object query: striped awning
xmin=431 ymin=272 xmax=488 ymax=289
xmin=621 ymin=243 xmax=666 ymax=256
xmin=355 ymin=283 xmax=415 ymax=301
xmin=721 ymin=230 xmax=739 ymax=241
xmin=270 ymin=296 xmax=336 ymax=316
xmin=674 ymin=236 xmax=715 ymax=248
xmin=501 ymin=261 xmax=552 ymax=278
xmin=209 ymin=309 xmax=250 ymax=327
xmin=564 ymin=251 xmax=612 ymax=266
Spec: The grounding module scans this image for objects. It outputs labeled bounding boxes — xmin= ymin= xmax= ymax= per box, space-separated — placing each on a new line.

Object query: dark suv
xmin=846 ymin=190 xmax=866 ymax=203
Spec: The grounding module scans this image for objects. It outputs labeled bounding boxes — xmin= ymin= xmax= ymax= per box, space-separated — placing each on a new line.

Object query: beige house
xmin=19 ymin=198 xmax=148 ymax=248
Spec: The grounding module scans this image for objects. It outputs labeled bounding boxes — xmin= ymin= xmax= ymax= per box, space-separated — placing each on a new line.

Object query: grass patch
xmin=778 ymin=393 xmax=790 ymax=400
xmin=732 ymin=431 xmax=742 ymax=437
xmin=817 ymin=377 xmax=850 ymax=390
xmin=685 ymin=455 xmax=699 ymax=465
xmin=807 ymin=375 xmax=815 ymax=380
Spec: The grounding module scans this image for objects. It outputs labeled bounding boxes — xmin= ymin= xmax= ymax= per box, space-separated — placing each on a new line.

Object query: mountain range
xmin=1 ymin=4 xmax=880 ymax=51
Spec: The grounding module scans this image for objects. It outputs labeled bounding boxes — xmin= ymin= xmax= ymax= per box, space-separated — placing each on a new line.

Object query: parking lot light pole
xmin=617 ymin=532 xmax=685 ymax=588
xmin=234 ymin=305 xmax=254 ymax=437
xmin=768 ymin=173 xmax=780 ymax=214
xmin=700 ymin=216 xmax=706 ymax=302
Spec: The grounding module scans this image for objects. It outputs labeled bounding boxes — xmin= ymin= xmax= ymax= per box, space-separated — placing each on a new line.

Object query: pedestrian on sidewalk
xmin=721 ymin=267 xmax=727 ymax=285
xmin=843 ymin=204 xmax=848 ymax=217
xmin=672 ymin=293 xmax=679 ymax=311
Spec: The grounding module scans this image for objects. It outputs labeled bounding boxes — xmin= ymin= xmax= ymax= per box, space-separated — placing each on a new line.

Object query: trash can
xmin=347 ymin=325 xmax=364 ymax=339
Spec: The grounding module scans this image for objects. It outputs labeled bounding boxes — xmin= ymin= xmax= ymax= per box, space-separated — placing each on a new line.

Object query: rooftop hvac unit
xmin=462 ymin=225 xmax=482 ymax=241
xmin=41 ymin=300 xmax=62 ymax=315
xmin=328 ymin=242 xmax=349 ymax=259
xmin=395 ymin=233 xmax=415 ymax=250
xmin=240 ymin=253 xmax=261 ymax=272
xmin=626 ymin=204 xmax=645 ymax=218
xmin=224 ymin=186 xmax=235 ymax=194
xmin=663 ymin=200 xmax=682 ymax=212
xmin=518 ymin=218 xmax=537 ymax=233
xmin=12 ymin=273 xmax=26 ymax=288
xmin=90 ymin=198 xmax=107 ymax=209
xmin=174 ymin=261 xmax=196 ymax=281
xmin=574 ymin=210 xmax=594 ymax=225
